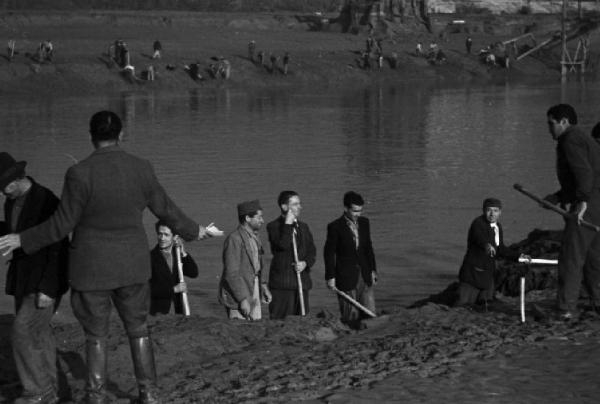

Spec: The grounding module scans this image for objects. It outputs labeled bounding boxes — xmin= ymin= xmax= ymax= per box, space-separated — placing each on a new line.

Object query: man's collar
xmin=241 ymin=223 xmax=258 ymax=236
xmin=93 ymin=144 xmax=121 ymax=155
xmin=344 ymin=213 xmax=357 ymax=224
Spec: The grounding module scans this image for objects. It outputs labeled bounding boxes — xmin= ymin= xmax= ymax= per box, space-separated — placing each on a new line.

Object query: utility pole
xmin=561 ymin=0 xmax=567 ymax=76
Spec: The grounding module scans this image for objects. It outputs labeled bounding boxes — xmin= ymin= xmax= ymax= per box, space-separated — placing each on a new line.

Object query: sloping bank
xmin=0 ymin=10 xmax=569 ymax=96
xmin=1 ymin=229 xmax=597 ymax=403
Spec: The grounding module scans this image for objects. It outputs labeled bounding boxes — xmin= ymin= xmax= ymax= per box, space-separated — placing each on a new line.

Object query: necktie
xmin=491 ymin=224 xmax=499 ymax=246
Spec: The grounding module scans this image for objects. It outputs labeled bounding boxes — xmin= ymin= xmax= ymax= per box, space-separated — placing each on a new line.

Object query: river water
xmin=1 ymin=80 xmax=598 ymax=318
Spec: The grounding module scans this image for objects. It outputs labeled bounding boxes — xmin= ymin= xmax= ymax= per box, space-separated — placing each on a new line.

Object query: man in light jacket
xmin=219 ymin=200 xmax=271 ymax=320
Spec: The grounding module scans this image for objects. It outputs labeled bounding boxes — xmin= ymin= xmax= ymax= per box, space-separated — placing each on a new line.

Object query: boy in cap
xmin=456 ymin=198 xmax=529 ymax=308
xmin=219 ymin=200 xmax=271 ymax=320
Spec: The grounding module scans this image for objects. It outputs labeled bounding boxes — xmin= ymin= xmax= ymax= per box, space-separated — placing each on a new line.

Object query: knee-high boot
xmin=85 ymin=338 xmax=107 ymax=404
xmin=129 ymin=336 xmax=160 ymax=404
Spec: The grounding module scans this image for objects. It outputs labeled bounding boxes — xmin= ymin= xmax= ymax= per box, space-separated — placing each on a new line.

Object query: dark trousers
xmin=12 ymin=294 xmax=57 ymax=396
xmin=337 ymin=272 xmax=376 ymax=324
xmin=269 ymin=289 xmax=309 ymax=319
xmin=456 ymin=282 xmax=494 ymax=306
xmin=71 ymin=283 xmax=150 ymax=340
xmin=558 ymin=217 xmax=600 ymax=312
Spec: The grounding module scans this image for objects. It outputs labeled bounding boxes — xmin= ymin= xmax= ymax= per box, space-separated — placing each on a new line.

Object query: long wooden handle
xmin=292 ymin=229 xmax=306 ymax=316
xmin=520 ymin=277 xmax=526 ymax=323
xmin=333 ymin=287 xmax=376 ymax=318
xmin=518 ymin=257 xmax=558 ymax=265
xmin=513 ymin=183 xmax=600 ymax=232
xmin=175 ymin=245 xmax=191 ymax=317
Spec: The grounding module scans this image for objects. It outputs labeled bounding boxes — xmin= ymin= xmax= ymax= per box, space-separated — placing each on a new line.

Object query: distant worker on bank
xmin=152 ymin=40 xmax=162 ymax=59
xmin=283 ymin=52 xmax=290 ymax=75
xmin=7 ymin=39 xmax=15 ymax=60
xmin=150 ymin=221 xmax=198 ymax=316
xmin=248 ymin=40 xmax=256 ymax=62
xmin=466 ymin=36 xmax=473 ymax=54
xmin=415 ymin=42 xmax=423 ymax=56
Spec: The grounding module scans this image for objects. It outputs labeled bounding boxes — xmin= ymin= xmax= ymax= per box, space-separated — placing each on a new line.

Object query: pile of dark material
xmin=495 ymin=228 xmax=561 ymax=296
xmin=412 ymin=229 xmax=562 ymax=308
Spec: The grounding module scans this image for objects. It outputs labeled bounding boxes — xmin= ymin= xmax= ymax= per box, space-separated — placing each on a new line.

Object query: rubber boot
xmin=130 ymin=336 xmax=160 ymax=404
xmin=84 ymin=338 xmax=107 ymax=404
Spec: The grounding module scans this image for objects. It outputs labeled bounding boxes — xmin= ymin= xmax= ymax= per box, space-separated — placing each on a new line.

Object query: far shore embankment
xmin=0 ymin=10 xmax=590 ymax=97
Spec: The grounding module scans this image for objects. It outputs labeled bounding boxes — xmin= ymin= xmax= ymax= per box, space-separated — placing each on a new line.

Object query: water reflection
xmin=1 ymin=81 xmax=598 ymax=315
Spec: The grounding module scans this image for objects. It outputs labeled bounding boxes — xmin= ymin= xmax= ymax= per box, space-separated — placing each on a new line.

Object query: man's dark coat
xmin=20 ymin=145 xmax=199 ymax=291
xmin=266 ymin=217 xmax=316 ymax=291
xmin=458 ymin=215 xmax=519 ymax=290
xmin=324 ymin=215 xmax=376 ymax=292
xmin=149 ymin=245 xmax=198 ymax=315
xmin=2 ymin=179 xmax=68 ymax=299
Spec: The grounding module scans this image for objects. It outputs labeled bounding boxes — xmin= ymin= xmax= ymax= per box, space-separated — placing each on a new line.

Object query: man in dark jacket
xmin=0 ymin=111 xmax=223 ymax=404
xmin=150 ymin=221 xmax=198 ymax=315
xmin=457 ymin=198 xmax=528 ymax=307
xmin=544 ymin=104 xmax=600 ymax=319
xmin=324 ymin=191 xmax=377 ymax=324
xmin=0 ymin=152 xmax=68 ymax=404
xmin=266 ymin=191 xmax=316 ymax=319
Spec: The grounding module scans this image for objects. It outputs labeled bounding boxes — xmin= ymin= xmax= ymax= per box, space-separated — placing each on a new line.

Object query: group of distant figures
xmin=248 ymin=40 xmax=290 ymax=75
xmin=104 ymin=38 xmax=232 ymax=83
xmin=415 ymin=41 xmax=447 ymax=65
xmin=5 ymin=39 xmax=53 ymax=63
xmin=477 ymin=42 xmax=510 ymax=69
xmin=466 ymin=36 xmax=510 ymax=69
xmin=108 ymin=39 xmax=158 ymax=82
xmin=184 ymin=57 xmax=231 ymax=81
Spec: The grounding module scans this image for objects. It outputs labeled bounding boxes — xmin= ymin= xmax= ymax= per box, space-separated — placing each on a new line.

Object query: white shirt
xmin=490 ymin=223 xmax=499 ymax=247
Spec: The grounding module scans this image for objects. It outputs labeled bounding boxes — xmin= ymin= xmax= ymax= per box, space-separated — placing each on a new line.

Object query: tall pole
xmin=561 ymin=0 xmax=567 ymax=76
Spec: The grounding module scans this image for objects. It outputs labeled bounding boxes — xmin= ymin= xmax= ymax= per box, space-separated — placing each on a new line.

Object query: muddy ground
xmin=0 ymin=229 xmax=598 ymax=403
xmin=1 ymin=10 xmax=600 ymax=404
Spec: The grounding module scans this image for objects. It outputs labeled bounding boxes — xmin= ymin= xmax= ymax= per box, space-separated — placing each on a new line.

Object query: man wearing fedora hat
xmin=0 ymin=152 xmax=68 ymax=404
xmin=0 ymin=111 xmax=223 ymax=404
xmin=219 ymin=200 xmax=272 ymax=320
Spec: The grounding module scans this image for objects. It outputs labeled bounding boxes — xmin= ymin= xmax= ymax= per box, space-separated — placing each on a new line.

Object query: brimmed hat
xmin=0 ymin=152 xmax=26 ymax=190
xmin=237 ymin=200 xmax=262 ymax=217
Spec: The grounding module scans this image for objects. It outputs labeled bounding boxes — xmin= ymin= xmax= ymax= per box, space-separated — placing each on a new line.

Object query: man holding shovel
xmin=267 ymin=191 xmax=316 ymax=319
xmin=543 ymin=103 xmax=600 ymax=320
xmin=324 ymin=191 xmax=377 ymax=325
xmin=149 ymin=221 xmax=198 ymax=316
